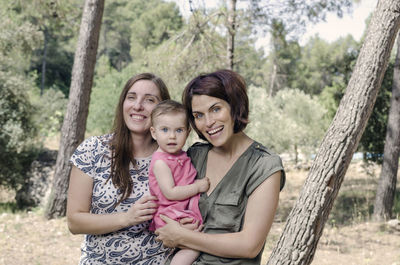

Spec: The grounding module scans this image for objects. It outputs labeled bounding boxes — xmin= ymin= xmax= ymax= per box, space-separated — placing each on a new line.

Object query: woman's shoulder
xmin=186 ymin=142 xmax=210 ymax=162
xmin=188 ymin=141 xmax=210 ymax=151
xmin=250 ymin=141 xmax=281 ymax=160
xmin=190 ymin=141 xmax=211 ymax=148
xmin=187 ymin=142 xmax=210 ymax=154
xmin=247 ymin=141 xmax=284 ymax=179
xmin=248 ymin=141 xmax=285 ymax=191
xmin=84 ymin=133 xmax=112 ymax=146
xmin=70 ymin=134 xmax=113 ymax=174
xmin=75 ymin=134 xmax=113 ymax=155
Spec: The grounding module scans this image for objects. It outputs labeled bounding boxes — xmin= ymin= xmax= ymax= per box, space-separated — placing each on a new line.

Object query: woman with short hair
xmin=156 ymin=69 xmax=286 ymax=265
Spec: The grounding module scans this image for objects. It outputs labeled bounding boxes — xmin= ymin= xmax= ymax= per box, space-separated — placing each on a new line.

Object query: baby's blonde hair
xmin=151 ymin=99 xmax=189 ymax=129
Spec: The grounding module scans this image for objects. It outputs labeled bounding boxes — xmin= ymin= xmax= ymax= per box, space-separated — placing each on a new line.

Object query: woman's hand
xmin=155 ymin=215 xmax=185 ymax=248
xmin=125 ymin=195 xmax=158 ymax=226
xmin=67 ymin=167 xmax=158 ymax=235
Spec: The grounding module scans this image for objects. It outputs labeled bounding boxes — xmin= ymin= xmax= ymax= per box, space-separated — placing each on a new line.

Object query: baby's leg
xmin=170 ymin=248 xmax=200 ymax=265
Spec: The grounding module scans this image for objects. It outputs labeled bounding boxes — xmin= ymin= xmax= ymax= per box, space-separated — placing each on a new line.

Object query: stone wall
xmin=15 ymin=149 xmax=57 ymax=208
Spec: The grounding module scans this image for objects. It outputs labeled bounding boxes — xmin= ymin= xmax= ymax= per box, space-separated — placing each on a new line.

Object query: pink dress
xmin=149 ymin=150 xmax=203 ymax=231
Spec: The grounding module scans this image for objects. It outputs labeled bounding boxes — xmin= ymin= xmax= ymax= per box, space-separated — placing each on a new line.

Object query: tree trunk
xmin=267 ymin=1 xmax=400 ymax=264
xmin=45 ymin=0 xmax=104 ymax=219
xmin=41 ymin=28 xmax=48 ymax=96
xmin=373 ymin=31 xmax=400 ymax=221
xmin=269 ymin=64 xmax=277 ymax=97
xmin=227 ymin=0 xmax=236 ymax=70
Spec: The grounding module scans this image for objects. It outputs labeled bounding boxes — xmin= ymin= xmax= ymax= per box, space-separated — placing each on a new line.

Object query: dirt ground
xmin=0 ymin=161 xmax=399 ymax=265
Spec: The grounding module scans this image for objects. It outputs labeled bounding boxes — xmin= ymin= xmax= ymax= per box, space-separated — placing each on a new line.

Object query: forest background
xmin=0 ymin=0 xmax=399 ymax=264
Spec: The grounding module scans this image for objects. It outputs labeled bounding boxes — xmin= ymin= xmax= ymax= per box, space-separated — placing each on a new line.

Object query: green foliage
xmin=99 ymin=0 xmax=183 ymax=70
xmin=296 ymin=35 xmax=360 ymax=126
xmin=9 ymin=0 xmax=81 ymax=34
xmin=232 ymin=10 xmax=269 ymax=87
xmin=318 ymin=80 xmax=347 ymax=120
xmin=0 ymin=6 xmax=43 ymax=73
xmin=145 ymin=8 xmax=268 ymax=99
xmin=144 ymin=12 xmax=227 ymax=100
xmin=329 ymin=189 xmax=374 ymax=225
xmin=246 ymin=87 xmax=329 ymax=160
xmin=5 ymin=0 xmax=388 ymax=172
xmin=309 ymin=35 xmax=392 ymax=163
xmin=0 ymin=4 xmax=42 ymax=190
xmin=393 ymin=189 xmax=400 ymax=215
xmin=30 ymin=34 xmax=76 ymax=96
xmin=130 ymin=1 xmax=183 ymax=58
xmin=293 ymin=35 xmax=359 ymax=95
xmin=8 ymin=0 xmax=82 ymax=96
xmin=359 ymin=62 xmax=393 ymax=163
xmin=100 ymin=0 xmax=136 ymax=69
xmin=0 ymin=74 xmax=40 ymax=189
xmin=263 ymin=19 xmax=301 ymax=95
xmin=29 ymin=87 xmax=67 ymax=139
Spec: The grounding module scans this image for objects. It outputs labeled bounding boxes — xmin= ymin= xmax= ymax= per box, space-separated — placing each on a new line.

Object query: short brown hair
xmin=182 ymin=69 xmax=249 ymax=141
xmin=151 ymin=99 xmax=189 ymax=129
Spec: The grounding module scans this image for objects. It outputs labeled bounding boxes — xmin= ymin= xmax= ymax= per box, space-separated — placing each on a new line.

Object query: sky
xmin=301 ymin=0 xmax=377 ymax=43
xmin=172 ymin=0 xmax=378 ymax=49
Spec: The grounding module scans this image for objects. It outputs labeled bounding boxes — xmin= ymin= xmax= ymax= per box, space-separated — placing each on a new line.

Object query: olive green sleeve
xmin=245 ymin=154 xmax=285 ymax=196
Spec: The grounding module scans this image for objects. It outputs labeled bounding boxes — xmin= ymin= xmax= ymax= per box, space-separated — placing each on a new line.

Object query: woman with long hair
xmin=67 ymin=73 xmax=172 ymax=264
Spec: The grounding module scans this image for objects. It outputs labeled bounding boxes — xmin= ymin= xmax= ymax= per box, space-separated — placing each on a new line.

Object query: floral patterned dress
xmin=70 ymin=134 xmax=171 ymax=265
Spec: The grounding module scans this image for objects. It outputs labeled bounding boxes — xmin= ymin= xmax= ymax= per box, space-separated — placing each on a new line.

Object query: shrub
xmin=0 ymin=73 xmax=40 ymax=190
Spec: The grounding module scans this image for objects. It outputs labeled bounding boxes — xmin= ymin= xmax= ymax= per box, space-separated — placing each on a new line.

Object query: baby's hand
xmin=195 ymin=177 xmax=210 ymax=193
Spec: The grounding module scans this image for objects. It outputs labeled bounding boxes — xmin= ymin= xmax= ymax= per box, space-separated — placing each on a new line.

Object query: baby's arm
xmin=153 ymin=159 xmax=209 ymax=201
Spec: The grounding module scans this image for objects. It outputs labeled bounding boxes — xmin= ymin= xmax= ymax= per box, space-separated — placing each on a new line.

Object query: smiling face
xmin=191 ymin=94 xmax=234 ymax=147
xmin=122 ymin=80 xmax=161 ymax=136
xmin=150 ymin=112 xmax=189 ymax=155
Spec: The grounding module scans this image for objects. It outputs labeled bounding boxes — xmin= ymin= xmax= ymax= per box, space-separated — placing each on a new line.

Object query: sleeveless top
xmin=148 ymin=151 xmax=202 ymax=231
xmin=187 ymin=141 xmax=285 ymax=265
xmin=70 ymin=134 xmax=171 ymax=265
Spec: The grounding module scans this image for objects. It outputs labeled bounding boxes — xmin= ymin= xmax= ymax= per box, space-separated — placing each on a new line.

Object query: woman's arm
xmin=156 ymin=171 xmax=281 ymax=259
xmin=66 ymin=166 xmax=158 ymax=235
xmin=153 ymin=159 xmax=209 ymax=201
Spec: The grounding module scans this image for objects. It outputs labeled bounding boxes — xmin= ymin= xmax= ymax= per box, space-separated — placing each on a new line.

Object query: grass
xmin=327 ymin=187 xmax=400 ymax=226
xmin=1 ymin=160 xmax=400 ymax=265
xmin=328 ymin=190 xmax=375 ymax=226
xmin=261 ymin=161 xmax=400 ymax=265
xmin=276 ymin=160 xmax=399 ymax=228
xmin=0 ymin=202 xmax=20 ymax=214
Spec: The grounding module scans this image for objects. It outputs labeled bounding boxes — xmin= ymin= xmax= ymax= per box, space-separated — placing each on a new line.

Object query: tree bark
xmin=373 ymin=30 xmax=400 ymax=221
xmin=269 ymin=64 xmax=277 ymax=97
xmin=227 ymin=0 xmax=236 ymax=70
xmin=267 ymin=1 xmax=400 ymax=264
xmin=41 ymin=27 xmax=48 ymax=96
xmin=45 ymin=0 xmax=104 ymax=219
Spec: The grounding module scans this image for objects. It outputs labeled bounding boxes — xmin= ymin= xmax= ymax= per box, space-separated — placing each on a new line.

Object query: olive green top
xmin=187 ymin=141 xmax=285 ymax=265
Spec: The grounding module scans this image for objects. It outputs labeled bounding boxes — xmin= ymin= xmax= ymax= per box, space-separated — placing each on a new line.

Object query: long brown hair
xmin=110 ymin=73 xmax=170 ymax=205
